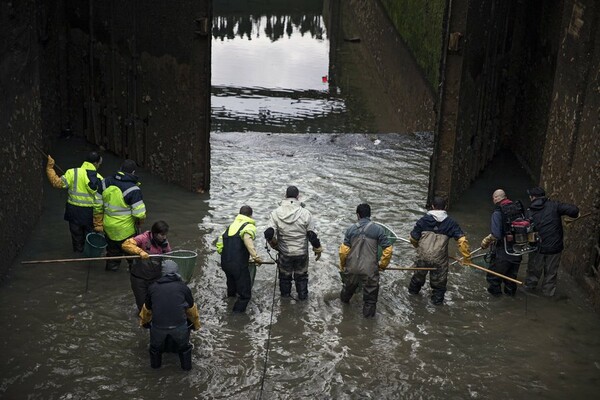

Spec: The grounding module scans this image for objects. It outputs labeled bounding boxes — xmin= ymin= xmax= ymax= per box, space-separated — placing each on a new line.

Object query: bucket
xmin=84 ymin=232 xmax=107 ymax=258
xmin=159 ymin=250 xmax=198 ymax=283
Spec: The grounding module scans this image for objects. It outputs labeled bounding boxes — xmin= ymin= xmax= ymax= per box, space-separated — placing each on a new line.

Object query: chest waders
xmin=221 ymin=222 xmax=252 ymax=312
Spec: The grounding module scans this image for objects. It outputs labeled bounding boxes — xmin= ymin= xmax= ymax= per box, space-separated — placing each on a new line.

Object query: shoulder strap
xmin=224 ymin=222 xmax=249 ymax=239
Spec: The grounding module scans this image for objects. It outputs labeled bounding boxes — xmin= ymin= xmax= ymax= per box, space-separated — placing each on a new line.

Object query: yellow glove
xmin=379 ymin=245 xmax=393 ymax=270
xmin=410 ymin=236 xmax=419 ymax=248
xmin=313 ymin=246 xmax=323 ymax=261
xmin=457 ymin=236 xmax=471 ymax=265
xmin=122 ymin=237 xmax=147 ymax=259
xmin=339 ymin=243 xmax=350 ymax=272
xmin=93 ymin=214 xmax=104 ymax=233
xmin=139 ymin=304 xmax=152 ymax=327
xmin=252 ymin=256 xmax=263 ymax=264
xmin=46 ymin=155 xmax=65 ymax=188
xmin=480 ymin=234 xmax=495 ymax=249
xmin=185 ymin=303 xmax=201 ymax=331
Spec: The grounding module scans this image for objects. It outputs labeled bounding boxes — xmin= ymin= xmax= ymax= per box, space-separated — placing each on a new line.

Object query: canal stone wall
xmin=64 ymin=0 xmax=211 ymax=192
xmin=337 ymin=0 xmax=436 ymax=133
xmin=378 ymin=0 xmax=446 ymax=92
xmin=1 ymin=0 xmax=53 ymax=280
xmin=410 ymin=0 xmax=600 ymax=308
xmin=1 ymin=0 xmax=212 ymax=275
xmin=540 ymin=0 xmax=600 ymax=309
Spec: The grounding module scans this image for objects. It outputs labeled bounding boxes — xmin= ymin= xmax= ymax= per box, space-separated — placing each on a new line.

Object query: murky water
xmin=2 ymin=2 xmax=600 ymax=400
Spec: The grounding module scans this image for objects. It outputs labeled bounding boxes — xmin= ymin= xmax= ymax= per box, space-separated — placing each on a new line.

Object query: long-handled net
xmin=152 ymin=250 xmax=198 ymax=282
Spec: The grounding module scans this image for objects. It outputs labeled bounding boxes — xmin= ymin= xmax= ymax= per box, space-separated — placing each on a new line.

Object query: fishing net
xmin=159 ymin=250 xmax=198 ymax=283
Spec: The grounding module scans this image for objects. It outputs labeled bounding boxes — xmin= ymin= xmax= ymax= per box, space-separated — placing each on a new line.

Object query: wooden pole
xmin=449 ymin=256 xmax=523 ymax=285
xmin=33 ymin=143 xmax=65 ymax=175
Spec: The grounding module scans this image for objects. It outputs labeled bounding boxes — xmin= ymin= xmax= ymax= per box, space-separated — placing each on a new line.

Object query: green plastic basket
xmin=84 ymin=232 xmax=107 ymax=258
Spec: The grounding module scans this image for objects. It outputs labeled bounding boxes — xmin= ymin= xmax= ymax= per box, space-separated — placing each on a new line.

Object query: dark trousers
xmin=340 ymin=272 xmax=380 ymax=317
xmin=69 ymin=221 xmax=92 ymax=253
xmin=150 ymin=324 xmax=191 ymax=353
xmin=223 ymin=265 xmax=252 ymax=313
xmin=487 ymin=253 xmax=521 ymax=296
xmin=278 ymin=253 xmax=309 ymax=299
xmin=408 ymin=262 xmax=448 ymax=304
xmin=105 ymin=235 xmax=133 ymax=271
xmin=525 ymin=252 xmax=562 ymax=296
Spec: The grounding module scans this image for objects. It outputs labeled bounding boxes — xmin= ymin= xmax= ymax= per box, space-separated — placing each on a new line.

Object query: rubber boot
xmin=279 ymin=276 xmax=292 ymax=297
xmin=295 ymin=277 xmax=308 ymax=300
xmin=149 ymin=348 xmax=162 ymax=369
xmin=408 ymin=277 xmax=423 ymax=295
xmin=431 ymin=287 xmax=446 ymax=305
xmin=340 ymin=287 xmax=353 ymax=303
xmin=363 ymin=302 xmax=376 ymax=318
xmin=179 ymin=347 xmax=193 ymax=371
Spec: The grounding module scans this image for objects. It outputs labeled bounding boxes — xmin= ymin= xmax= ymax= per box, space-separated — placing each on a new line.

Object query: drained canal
xmin=1 ymin=1 xmax=600 ymax=399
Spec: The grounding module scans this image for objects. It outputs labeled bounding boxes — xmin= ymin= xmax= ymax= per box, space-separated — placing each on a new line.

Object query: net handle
xmin=149 ymin=250 xmax=198 ymax=259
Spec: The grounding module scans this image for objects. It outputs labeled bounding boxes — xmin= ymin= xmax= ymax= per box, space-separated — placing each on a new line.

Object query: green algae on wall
xmin=379 ymin=0 xmax=445 ymax=90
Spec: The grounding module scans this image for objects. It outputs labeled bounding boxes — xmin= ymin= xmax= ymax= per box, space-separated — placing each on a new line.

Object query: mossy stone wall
xmin=379 ymin=0 xmax=446 ymax=90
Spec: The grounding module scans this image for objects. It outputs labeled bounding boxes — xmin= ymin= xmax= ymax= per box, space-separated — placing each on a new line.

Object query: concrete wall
xmin=0 ymin=0 xmax=51 ymax=279
xmin=509 ymin=0 xmax=565 ymax=182
xmin=1 ymin=0 xmax=212 ymax=275
xmin=423 ymin=0 xmax=600 ymax=308
xmin=336 ymin=0 xmax=436 ymax=133
xmin=379 ymin=0 xmax=446 ymax=91
xmin=64 ymin=0 xmax=212 ymax=192
xmin=540 ymin=0 xmax=600 ymax=309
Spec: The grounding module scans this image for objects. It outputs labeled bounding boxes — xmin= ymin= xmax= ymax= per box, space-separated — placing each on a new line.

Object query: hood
xmin=427 ymin=210 xmax=448 ymax=222
xmin=235 ymin=213 xmax=256 ymax=226
xmin=274 ymin=198 xmax=305 ymax=223
xmin=157 ymin=273 xmax=182 ymax=283
xmin=81 ymin=161 xmax=98 ymax=171
xmin=115 ymin=171 xmax=140 ymax=184
xmin=529 ymin=197 xmax=547 ymax=210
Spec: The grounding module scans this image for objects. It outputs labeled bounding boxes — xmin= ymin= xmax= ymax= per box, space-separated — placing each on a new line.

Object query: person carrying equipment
xmin=216 ymin=205 xmax=262 ymax=313
xmin=46 ymin=152 xmax=103 ymax=253
xmin=480 ymin=189 xmax=524 ymax=296
xmin=139 ymin=260 xmax=200 ymax=371
xmin=97 ymin=159 xmax=146 ymax=271
xmin=122 ymin=220 xmax=172 ymax=311
xmin=407 ymin=196 xmax=471 ymax=305
xmin=339 ymin=203 xmax=393 ymax=317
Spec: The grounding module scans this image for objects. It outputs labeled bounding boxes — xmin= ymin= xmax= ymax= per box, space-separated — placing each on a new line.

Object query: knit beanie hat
xmin=161 ymin=259 xmax=179 ymax=276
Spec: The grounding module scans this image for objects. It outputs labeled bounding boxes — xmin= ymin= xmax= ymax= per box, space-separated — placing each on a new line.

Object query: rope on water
xmin=259 ymin=245 xmax=279 ymax=399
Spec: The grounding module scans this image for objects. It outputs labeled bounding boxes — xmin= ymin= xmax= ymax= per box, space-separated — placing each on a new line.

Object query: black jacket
xmin=527 ymin=197 xmax=579 ymax=254
xmin=145 ymin=274 xmax=194 ymax=329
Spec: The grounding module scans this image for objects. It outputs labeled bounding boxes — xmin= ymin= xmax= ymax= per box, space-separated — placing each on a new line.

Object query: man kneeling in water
xmin=139 ymin=260 xmax=200 ymax=370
